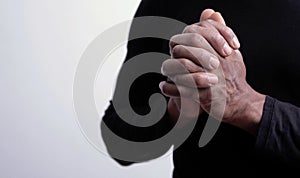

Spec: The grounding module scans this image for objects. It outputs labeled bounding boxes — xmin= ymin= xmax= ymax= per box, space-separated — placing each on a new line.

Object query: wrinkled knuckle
xmin=212 ymin=33 xmax=225 ymax=47
xmin=190 ymin=33 xmax=203 ymax=47
xmin=212 ymin=33 xmax=223 ymax=43
xmin=199 ymin=20 xmax=210 ymax=27
xmin=185 ymin=24 xmax=199 ymax=33
xmin=197 ymin=48 xmax=206 ymax=59
xmin=181 ymin=60 xmax=193 ymax=73
xmin=219 ymin=25 xmax=227 ymax=32
xmin=183 ymin=25 xmax=192 ymax=33
xmin=183 ymin=26 xmax=189 ymax=33
xmin=179 ymin=59 xmax=189 ymax=68
xmin=198 ymin=21 xmax=205 ymax=27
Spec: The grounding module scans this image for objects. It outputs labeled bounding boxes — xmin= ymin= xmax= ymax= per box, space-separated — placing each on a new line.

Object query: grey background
xmin=0 ymin=0 xmax=173 ymax=177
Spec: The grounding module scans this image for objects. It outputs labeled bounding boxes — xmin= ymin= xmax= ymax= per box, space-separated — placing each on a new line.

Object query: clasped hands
xmin=159 ymin=9 xmax=266 ymax=135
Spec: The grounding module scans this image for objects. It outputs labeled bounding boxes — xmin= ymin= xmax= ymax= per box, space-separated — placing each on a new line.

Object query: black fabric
xmin=101 ymin=0 xmax=300 ymax=177
xmin=256 ymin=96 xmax=300 ymax=165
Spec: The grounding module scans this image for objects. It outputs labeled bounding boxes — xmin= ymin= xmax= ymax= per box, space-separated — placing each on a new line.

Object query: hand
xmin=161 ymin=9 xmax=239 ymax=126
xmin=161 ymin=10 xmax=266 ymax=134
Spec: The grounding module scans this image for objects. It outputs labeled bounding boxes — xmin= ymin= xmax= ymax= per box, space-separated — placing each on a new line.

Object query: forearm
xmin=230 ymin=83 xmax=266 ymax=135
xmin=255 ymin=96 xmax=300 ymax=165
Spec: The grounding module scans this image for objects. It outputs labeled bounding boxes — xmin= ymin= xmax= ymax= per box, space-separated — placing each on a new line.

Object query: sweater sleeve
xmin=101 ymin=0 xmax=174 ymax=166
xmin=255 ymin=96 xmax=300 ymax=166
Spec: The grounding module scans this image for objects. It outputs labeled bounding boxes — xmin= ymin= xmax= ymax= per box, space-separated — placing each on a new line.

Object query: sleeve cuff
xmin=255 ymin=95 xmax=276 ymax=151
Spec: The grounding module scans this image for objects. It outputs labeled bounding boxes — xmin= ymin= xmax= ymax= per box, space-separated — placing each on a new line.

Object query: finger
xmin=202 ymin=19 xmax=240 ymax=49
xmin=172 ymin=45 xmax=220 ymax=70
xmin=159 ymin=81 xmax=198 ymax=98
xmin=198 ymin=88 xmax=212 ymax=111
xmin=173 ymin=97 xmax=201 ymax=124
xmin=178 ymin=25 xmax=231 ymax=57
xmin=209 ymin=12 xmax=226 ymax=25
xmin=200 ymin=9 xmax=215 ymax=22
xmin=171 ymin=72 xmax=218 ymax=88
xmin=170 ymin=33 xmax=217 ymax=57
xmin=160 ymin=81 xmax=213 ymax=110
xmin=180 ymin=97 xmax=201 ymax=118
xmin=159 ymin=81 xmax=180 ymax=98
xmin=182 ymin=24 xmax=236 ymax=56
xmin=161 ymin=58 xmax=206 ymax=76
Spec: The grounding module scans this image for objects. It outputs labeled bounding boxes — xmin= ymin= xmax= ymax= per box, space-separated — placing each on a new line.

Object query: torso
xmin=159 ymin=0 xmax=300 ymax=177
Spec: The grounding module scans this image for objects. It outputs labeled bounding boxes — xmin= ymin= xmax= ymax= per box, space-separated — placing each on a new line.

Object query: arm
xmin=161 ymin=12 xmax=300 ymax=165
xmin=255 ymin=96 xmax=300 ymax=165
xmin=101 ymin=0 xmax=173 ymax=165
xmin=102 ymin=5 xmax=234 ymax=164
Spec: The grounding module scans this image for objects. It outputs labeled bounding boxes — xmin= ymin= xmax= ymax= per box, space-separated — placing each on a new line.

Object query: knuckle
xmin=211 ymin=33 xmax=225 ymax=47
xmin=199 ymin=20 xmax=210 ymax=28
xmin=211 ymin=33 xmax=222 ymax=43
xmin=174 ymin=59 xmax=187 ymax=73
xmin=183 ymin=24 xmax=198 ymax=33
xmin=183 ymin=26 xmax=192 ymax=33
xmin=219 ymin=24 xmax=227 ymax=32
xmin=178 ymin=58 xmax=188 ymax=67
xmin=196 ymin=48 xmax=206 ymax=59
xmin=179 ymin=59 xmax=193 ymax=73
xmin=190 ymin=33 xmax=203 ymax=47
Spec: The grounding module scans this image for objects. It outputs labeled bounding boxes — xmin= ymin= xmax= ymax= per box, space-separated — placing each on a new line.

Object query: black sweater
xmin=102 ymin=0 xmax=300 ymax=177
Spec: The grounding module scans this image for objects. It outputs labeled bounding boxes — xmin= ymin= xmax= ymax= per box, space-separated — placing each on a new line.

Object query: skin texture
xmin=159 ymin=9 xmax=266 ymax=135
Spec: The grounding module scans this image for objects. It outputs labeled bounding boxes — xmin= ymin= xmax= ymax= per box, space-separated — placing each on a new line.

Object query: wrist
xmin=231 ymin=84 xmax=266 ymax=135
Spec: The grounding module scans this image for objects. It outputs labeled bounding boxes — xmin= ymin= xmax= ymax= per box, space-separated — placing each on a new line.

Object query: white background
xmin=0 ymin=0 xmax=173 ymax=177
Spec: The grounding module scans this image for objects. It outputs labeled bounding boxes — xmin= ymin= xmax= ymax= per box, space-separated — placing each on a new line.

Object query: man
xmin=102 ymin=0 xmax=300 ymax=177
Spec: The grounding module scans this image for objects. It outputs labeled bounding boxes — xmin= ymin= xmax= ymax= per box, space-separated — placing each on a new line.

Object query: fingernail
xmin=232 ymin=37 xmax=240 ymax=48
xmin=159 ymin=82 xmax=164 ymax=91
xmin=223 ymin=43 xmax=232 ymax=56
xmin=207 ymin=74 xmax=218 ymax=85
xmin=209 ymin=56 xmax=220 ymax=69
